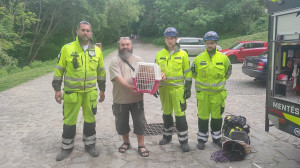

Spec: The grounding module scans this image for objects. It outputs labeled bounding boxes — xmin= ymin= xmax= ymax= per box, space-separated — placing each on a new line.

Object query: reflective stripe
xmin=164 ymin=127 xmax=174 ymax=132
xmin=65 ymin=76 xmax=97 ymax=82
xmin=163 ymin=132 xmax=173 ymax=136
xmin=166 ymin=76 xmax=184 ymax=80
xmin=211 ymin=81 xmax=226 ymax=87
xmin=184 ymin=69 xmax=191 ymax=73
xmin=197 ymin=132 xmax=209 ymax=142
xmin=178 ymin=136 xmax=188 ymax=141
xmin=64 ymin=82 xmax=83 ymax=89
xmin=86 ymin=76 xmax=97 ymax=81
xmin=61 ymin=138 xmax=74 ymax=149
xmin=62 ymin=138 xmax=73 ymax=144
xmin=83 ymin=134 xmax=96 ymax=141
xmin=195 ymin=81 xmax=226 ymax=87
xmin=211 ymin=131 xmax=222 ymax=139
xmin=212 ymin=134 xmax=222 ymax=139
xmin=62 ymin=143 xmax=74 ymax=149
xmin=178 ymin=130 xmax=188 ymax=136
xmin=53 ymin=76 xmax=63 ymax=80
xmin=83 ymin=139 xmax=96 ymax=145
xmin=97 ymin=77 xmax=106 ymax=80
xmin=56 ymin=65 xmax=65 ymax=71
xmin=64 ymin=82 xmax=96 ymax=89
xmin=86 ymin=83 xmax=97 ymax=89
xmin=160 ymin=82 xmax=185 ymax=86
xmin=195 ymin=81 xmax=210 ymax=87
xmin=195 ymin=87 xmax=224 ymax=92
xmin=97 ymin=67 xmax=105 ymax=71
xmin=185 ymin=78 xmax=192 ymax=82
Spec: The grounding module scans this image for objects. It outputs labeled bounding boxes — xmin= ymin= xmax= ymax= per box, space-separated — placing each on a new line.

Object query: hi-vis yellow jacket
xmin=52 ymin=37 xmax=106 ymax=92
xmin=155 ymin=45 xmax=192 ymax=87
xmin=191 ymin=49 xmax=231 ymax=94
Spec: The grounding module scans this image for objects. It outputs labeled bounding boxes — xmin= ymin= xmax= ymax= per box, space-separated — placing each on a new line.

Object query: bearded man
xmin=109 ymin=37 xmax=149 ymax=157
xmin=52 ymin=21 xmax=106 ymax=161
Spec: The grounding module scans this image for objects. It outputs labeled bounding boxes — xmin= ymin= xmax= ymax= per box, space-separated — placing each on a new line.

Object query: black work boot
xmin=56 ymin=148 xmax=73 ymax=161
xmin=181 ymin=143 xmax=190 ymax=152
xmin=213 ymin=138 xmax=222 ymax=148
xmin=197 ymin=140 xmax=205 ymax=150
xmin=159 ymin=136 xmax=172 ymax=145
xmin=85 ymin=144 xmax=99 ymax=157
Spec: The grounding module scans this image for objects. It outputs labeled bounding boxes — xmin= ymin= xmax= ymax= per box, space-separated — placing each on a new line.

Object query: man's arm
xmin=52 ymin=47 xmax=66 ymax=104
xmin=225 ymin=56 xmax=232 ymax=79
xmin=97 ymin=48 xmax=106 ymax=103
xmin=113 ymin=76 xmax=141 ymax=95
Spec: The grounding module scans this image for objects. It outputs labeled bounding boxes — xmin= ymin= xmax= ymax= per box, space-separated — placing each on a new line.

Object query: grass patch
xmin=218 ymin=31 xmax=268 ymax=49
xmin=0 ymin=45 xmax=116 ymax=92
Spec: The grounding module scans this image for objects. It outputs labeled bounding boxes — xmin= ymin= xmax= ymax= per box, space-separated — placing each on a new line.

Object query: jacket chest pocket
xmin=172 ymin=59 xmax=182 ymax=71
xmin=197 ymin=64 xmax=208 ymax=78
xmin=89 ymin=57 xmax=99 ymax=70
xmin=214 ymin=65 xmax=225 ymax=78
xmin=157 ymin=59 xmax=167 ymax=72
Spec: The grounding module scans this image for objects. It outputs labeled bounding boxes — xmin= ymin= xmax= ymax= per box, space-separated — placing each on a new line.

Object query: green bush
xmin=153 ymin=38 xmax=165 ymax=46
xmin=22 ymin=66 xmax=31 ymax=71
xmin=6 ymin=65 xmax=21 ymax=74
xmin=0 ymin=69 xmax=8 ymax=76
xmin=30 ymin=60 xmax=44 ymax=68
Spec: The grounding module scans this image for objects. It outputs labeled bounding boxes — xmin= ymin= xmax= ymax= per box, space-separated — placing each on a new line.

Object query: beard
xmin=118 ymin=47 xmax=133 ymax=60
xmin=78 ymin=35 xmax=91 ymax=44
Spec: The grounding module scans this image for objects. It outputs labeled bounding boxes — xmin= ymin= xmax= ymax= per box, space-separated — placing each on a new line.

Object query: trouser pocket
xmin=63 ymin=91 xmax=78 ymax=103
xmin=90 ymin=90 xmax=98 ymax=115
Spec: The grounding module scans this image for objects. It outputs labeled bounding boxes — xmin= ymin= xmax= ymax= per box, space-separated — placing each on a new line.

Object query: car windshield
xmin=228 ymin=42 xmax=243 ymax=49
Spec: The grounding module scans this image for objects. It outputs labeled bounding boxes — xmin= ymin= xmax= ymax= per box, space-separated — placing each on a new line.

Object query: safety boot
xmin=181 ymin=143 xmax=190 ymax=152
xmin=197 ymin=140 xmax=205 ymax=150
xmin=159 ymin=137 xmax=171 ymax=145
xmin=56 ymin=148 xmax=73 ymax=161
xmin=85 ymin=144 xmax=99 ymax=157
xmin=213 ymin=138 xmax=222 ymax=148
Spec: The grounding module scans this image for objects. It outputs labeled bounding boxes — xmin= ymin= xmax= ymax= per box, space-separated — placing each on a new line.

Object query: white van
xmin=177 ymin=37 xmax=222 ymax=56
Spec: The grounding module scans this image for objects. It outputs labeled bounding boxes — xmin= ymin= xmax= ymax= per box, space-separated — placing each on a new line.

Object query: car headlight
xmin=222 ymin=51 xmax=228 ymax=54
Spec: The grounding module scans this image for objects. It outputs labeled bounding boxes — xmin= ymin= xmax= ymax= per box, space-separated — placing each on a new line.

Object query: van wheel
xmin=229 ymin=55 xmax=237 ymax=63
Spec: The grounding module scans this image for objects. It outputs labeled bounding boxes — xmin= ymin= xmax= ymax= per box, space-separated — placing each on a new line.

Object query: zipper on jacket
xmin=84 ymin=51 xmax=87 ymax=91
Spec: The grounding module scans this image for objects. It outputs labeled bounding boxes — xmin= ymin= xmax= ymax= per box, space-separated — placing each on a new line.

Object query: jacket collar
xmin=75 ymin=36 xmax=95 ymax=50
xmin=164 ymin=43 xmax=181 ymax=53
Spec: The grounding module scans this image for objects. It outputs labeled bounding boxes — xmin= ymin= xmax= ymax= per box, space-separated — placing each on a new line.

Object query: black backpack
xmin=223 ymin=140 xmax=246 ymax=161
xmin=222 ymin=115 xmax=250 ymax=145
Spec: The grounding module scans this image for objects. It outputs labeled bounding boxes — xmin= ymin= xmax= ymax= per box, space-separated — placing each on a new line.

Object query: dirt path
xmin=0 ymin=42 xmax=299 ymax=168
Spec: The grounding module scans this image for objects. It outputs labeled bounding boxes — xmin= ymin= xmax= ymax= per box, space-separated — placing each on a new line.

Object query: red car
xmin=220 ymin=41 xmax=268 ymax=63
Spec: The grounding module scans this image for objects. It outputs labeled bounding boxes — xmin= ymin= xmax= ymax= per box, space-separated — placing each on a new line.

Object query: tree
xmin=0 ymin=0 xmax=38 ymax=66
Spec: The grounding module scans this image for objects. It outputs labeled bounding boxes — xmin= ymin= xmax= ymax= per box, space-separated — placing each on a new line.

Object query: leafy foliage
xmin=0 ymin=0 xmax=268 ymax=69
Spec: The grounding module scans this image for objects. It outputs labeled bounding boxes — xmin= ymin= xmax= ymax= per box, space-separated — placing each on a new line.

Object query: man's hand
xmin=128 ymin=85 xmax=142 ymax=95
xmin=55 ymin=91 xmax=62 ymax=104
xmin=161 ymin=72 xmax=166 ymax=81
xmin=184 ymin=90 xmax=191 ymax=99
xmin=99 ymin=91 xmax=105 ymax=103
